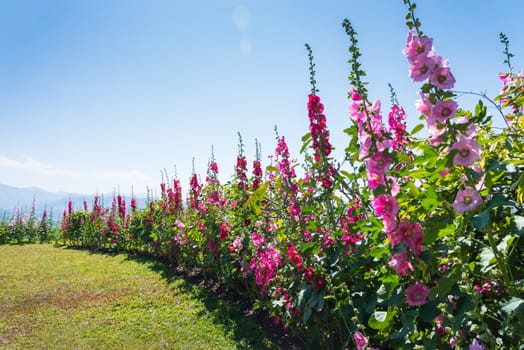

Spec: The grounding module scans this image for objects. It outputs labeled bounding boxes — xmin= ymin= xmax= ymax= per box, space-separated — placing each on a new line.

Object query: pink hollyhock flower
xmin=366 ymin=152 xmax=391 ymax=174
xmin=406 ymin=282 xmax=431 ymax=306
xmin=388 ymin=250 xmax=413 ymax=276
xmin=409 ymin=56 xmax=436 ymax=82
xmin=416 ymin=93 xmax=432 ymax=117
xmin=353 ymin=331 xmax=369 ymax=350
xmin=452 ymin=188 xmax=482 ymax=214
xmin=450 ymin=138 xmax=481 ymax=166
xmin=366 ymin=171 xmax=385 ymax=190
xmin=427 ymin=118 xmax=447 ymax=137
xmin=403 ymin=32 xmax=433 ymax=62
xmin=399 ymin=221 xmax=424 ymax=256
xmin=432 ymin=99 xmax=458 ymax=121
xmin=469 ymin=339 xmax=485 ymax=350
xmin=373 ymin=194 xmax=399 ymax=218
xmin=429 ymin=135 xmax=443 ymax=147
xmin=382 ymin=214 xmax=397 ymax=233
xmin=430 ymin=66 xmax=456 ymax=89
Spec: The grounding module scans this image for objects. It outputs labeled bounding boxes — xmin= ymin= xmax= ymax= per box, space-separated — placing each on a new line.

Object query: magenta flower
xmin=373 ymin=194 xmax=398 ymax=218
xmin=399 ymin=221 xmax=424 ymax=256
xmin=406 ymin=282 xmax=431 ymax=306
xmin=451 ymin=138 xmax=481 ymax=166
xmin=353 ymin=331 xmax=369 ymax=350
xmin=452 ymin=188 xmax=482 ymax=214
xmin=388 ymin=251 xmax=413 ymax=276
xmin=366 ymin=152 xmax=392 ymax=174
xmin=432 ymin=99 xmax=458 ymax=121
xmin=430 ymin=66 xmax=456 ymax=89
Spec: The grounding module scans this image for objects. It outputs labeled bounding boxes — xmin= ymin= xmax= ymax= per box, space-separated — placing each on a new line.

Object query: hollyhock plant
xmin=405 ymin=282 xmax=431 ymax=306
xmin=453 ymin=188 xmax=482 ymax=214
xmin=450 ymin=138 xmax=481 ymax=166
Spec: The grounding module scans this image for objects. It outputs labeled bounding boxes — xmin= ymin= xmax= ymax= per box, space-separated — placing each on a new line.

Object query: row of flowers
xmin=59 ymin=2 xmax=522 ymax=349
xmin=0 ymin=202 xmax=57 ymax=244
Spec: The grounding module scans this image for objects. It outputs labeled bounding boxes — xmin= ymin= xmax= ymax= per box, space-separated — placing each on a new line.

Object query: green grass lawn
xmin=0 ymin=244 xmax=281 ymax=350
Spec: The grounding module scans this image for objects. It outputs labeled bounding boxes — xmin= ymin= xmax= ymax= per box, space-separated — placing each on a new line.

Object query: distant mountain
xmin=0 ymin=183 xmax=148 ymax=220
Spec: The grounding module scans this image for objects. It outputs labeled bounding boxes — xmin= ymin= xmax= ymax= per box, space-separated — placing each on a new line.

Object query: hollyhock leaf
xmin=471 ymin=210 xmax=490 ymax=230
xmin=513 ymin=215 xmax=524 ymax=233
xmin=429 ymin=270 xmax=460 ymax=299
xmin=485 ymin=194 xmax=511 ymax=210
xmin=501 ymin=297 xmax=524 ymax=318
xmin=479 ymin=247 xmax=495 ymax=272
xmin=303 ymin=305 xmax=312 ymax=322
xmin=420 ymin=299 xmax=440 ymax=323
xmin=497 ymin=235 xmax=515 ymax=254
xmin=370 ymin=244 xmax=389 ymax=259
xmin=369 ymin=309 xmax=395 ymax=330
xmin=410 ymin=123 xmax=424 ymax=135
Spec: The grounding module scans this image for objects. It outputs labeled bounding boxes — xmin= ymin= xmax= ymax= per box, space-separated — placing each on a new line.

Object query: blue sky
xmin=1 ymin=0 xmax=523 ymax=195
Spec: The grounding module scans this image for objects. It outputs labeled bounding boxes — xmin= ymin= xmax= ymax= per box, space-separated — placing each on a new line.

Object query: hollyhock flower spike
xmin=450 ymin=138 xmax=481 ymax=166
xmin=406 ymin=282 xmax=430 ymax=306
xmin=452 ymin=188 xmax=482 ymax=214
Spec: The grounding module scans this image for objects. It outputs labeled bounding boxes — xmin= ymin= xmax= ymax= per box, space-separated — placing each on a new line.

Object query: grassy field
xmin=0 ymin=244 xmax=281 ymax=350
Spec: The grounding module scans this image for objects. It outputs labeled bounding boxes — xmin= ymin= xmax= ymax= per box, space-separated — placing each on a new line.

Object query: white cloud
xmin=233 ymin=5 xmax=250 ymax=31
xmin=0 ymin=155 xmax=79 ymax=177
xmin=0 ymin=155 xmax=155 ymax=194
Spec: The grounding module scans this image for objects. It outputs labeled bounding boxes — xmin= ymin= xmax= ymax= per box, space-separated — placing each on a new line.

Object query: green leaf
xmin=429 ymin=270 xmax=460 ymax=299
xmin=368 ymin=309 xmax=395 ymax=330
xmin=420 ymin=300 xmax=440 ymax=323
xmin=479 ymin=247 xmax=495 ymax=272
xmin=501 ymin=297 xmax=524 ymax=318
xmin=513 ymin=215 xmax=524 ymax=234
xmin=410 ymin=123 xmax=424 ymax=135
xmin=303 ymin=305 xmax=312 ymax=322
xmin=471 ymin=210 xmax=490 ymax=230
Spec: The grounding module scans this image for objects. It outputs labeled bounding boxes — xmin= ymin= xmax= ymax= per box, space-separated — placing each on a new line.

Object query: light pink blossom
xmin=452 ymin=188 xmax=482 ymax=214
xmin=403 ymin=32 xmax=433 ymax=62
xmin=432 ymin=99 xmax=458 ymax=121
xmin=450 ymin=138 xmax=481 ymax=166
xmin=430 ymin=66 xmax=456 ymax=89
xmin=415 ymin=93 xmax=432 ymax=117
xmin=406 ymin=282 xmax=431 ymax=306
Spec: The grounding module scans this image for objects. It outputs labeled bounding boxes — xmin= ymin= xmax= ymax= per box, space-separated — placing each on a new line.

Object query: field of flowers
xmin=3 ymin=2 xmax=523 ymax=349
